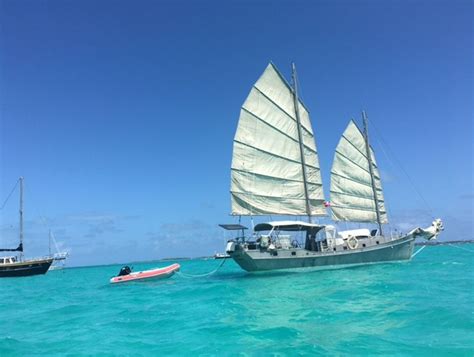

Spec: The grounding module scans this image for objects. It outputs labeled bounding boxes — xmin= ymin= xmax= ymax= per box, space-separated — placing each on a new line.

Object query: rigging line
xmin=447 ymin=243 xmax=474 ymax=253
xmin=50 ymin=230 xmax=62 ymax=255
xmin=411 ymin=245 xmax=427 ymax=258
xmin=0 ymin=178 xmax=19 ymax=210
xmin=295 ymin=68 xmax=305 ymax=106
xmin=366 ymin=116 xmax=435 ymax=218
xmin=176 ymin=258 xmax=227 ymax=278
xmin=23 ymin=183 xmax=49 ymax=228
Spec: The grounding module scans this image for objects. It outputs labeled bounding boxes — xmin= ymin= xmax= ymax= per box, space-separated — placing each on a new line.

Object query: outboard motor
xmin=118 ymin=265 xmax=132 ymax=276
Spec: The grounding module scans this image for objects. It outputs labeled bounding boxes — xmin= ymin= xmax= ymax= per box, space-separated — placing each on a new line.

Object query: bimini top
xmin=254 ymin=221 xmax=324 ymax=232
xmin=219 ymin=224 xmax=248 ymax=231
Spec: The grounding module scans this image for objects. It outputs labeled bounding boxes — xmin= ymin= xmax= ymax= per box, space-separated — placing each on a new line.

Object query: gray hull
xmin=229 ymin=235 xmax=415 ymax=272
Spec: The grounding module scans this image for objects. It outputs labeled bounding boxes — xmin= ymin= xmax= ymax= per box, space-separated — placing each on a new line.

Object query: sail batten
xmin=330 ymin=120 xmax=388 ymax=223
xmin=239 ymin=108 xmax=319 ymax=155
xmin=231 ymin=63 xmax=325 ymax=216
xmin=233 ymin=167 xmax=323 ymax=184
xmin=330 ymin=190 xmax=383 ymax=201
xmin=335 ymin=150 xmax=373 ymax=175
xmin=234 ymin=141 xmax=320 ymax=170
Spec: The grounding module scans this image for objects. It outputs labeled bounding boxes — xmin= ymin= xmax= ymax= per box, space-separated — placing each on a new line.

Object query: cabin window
xmin=343 ymin=246 xmax=347 ymax=250
xmin=0 ymin=259 xmax=4 ymax=264
xmin=291 ymin=251 xmax=296 ymax=256
xmin=362 ymin=244 xmax=366 ymax=248
xmin=376 ymin=241 xmax=379 ymax=245
xmin=333 ymin=248 xmax=336 ymax=251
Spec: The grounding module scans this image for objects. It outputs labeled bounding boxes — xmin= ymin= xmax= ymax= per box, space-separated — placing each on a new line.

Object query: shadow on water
xmin=211 ymin=259 xmax=412 ymax=281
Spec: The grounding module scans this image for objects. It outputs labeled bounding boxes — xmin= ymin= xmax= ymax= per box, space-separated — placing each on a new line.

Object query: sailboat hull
xmin=229 ymin=235 xmax=415 ymax=272
xmin=0 ymin=258 xmax=54 ymax=277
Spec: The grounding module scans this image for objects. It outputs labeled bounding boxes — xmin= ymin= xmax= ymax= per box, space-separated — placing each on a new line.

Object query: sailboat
xmin=222 ymin=63 xmax=443 ymax=272
xmin=0 ymin=177 xmax=53 ymax=277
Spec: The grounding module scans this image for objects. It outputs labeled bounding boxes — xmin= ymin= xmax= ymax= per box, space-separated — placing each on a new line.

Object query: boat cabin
xmin=0 ymin=256 xmax=17 ymax=265
xmin=222 ymin=220 xmax=387 ymax=255
xmin=253 ymin=221 xmax=327 ymax=252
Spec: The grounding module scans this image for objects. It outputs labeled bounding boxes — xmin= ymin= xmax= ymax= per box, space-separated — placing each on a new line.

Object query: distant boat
xmin=0 ymin=177 xmax=53 ymax=277
xmin=222 ymin=63 xmax=443 ymax=272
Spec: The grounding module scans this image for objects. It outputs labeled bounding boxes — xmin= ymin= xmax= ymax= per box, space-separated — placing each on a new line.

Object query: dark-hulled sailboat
xmin=0 ymin=177 xmax=53 ymax=277
xmin=222 ymin=63 xmax=443 ymax=272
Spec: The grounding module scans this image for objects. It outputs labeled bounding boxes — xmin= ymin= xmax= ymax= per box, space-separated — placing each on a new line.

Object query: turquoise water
xmin=1 ymin=245 xmax=473 ymax=356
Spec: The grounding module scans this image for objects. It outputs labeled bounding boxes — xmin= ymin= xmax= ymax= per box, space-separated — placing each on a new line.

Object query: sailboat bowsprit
xmin=223 ymin=63 xmax=443 ymax=272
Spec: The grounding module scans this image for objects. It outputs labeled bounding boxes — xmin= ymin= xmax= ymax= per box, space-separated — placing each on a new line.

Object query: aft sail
xmin=231 ymin=63 xmax=325 ymax=216
xmin=330 ymin=120 xmax=388 ymax=223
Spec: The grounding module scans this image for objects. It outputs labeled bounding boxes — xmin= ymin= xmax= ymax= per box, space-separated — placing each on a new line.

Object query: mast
xmin=362 ymin=111 xmax=383 ymax=236
xmin=291 ymin=63 xmax=312 ymax=222
xmin=19 ymin=176 xmax=24 ymax=261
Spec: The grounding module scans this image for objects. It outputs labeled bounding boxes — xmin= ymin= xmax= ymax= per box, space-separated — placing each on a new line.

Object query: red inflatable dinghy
xmin=110 ymin=263 xmax=180 ymax=284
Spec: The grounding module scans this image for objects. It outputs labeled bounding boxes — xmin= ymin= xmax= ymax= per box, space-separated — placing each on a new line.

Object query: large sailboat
xmin=223 ymin=63 xmax=443 ymax=272
xmin=0 ymin=177 xmax=53 ymax=277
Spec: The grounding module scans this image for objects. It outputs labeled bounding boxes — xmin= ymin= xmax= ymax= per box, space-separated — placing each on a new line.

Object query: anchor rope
xmin=411 ymin=245 xmax=426 ymax=258
xmin=176 ymin=258 xmax=227 ymax=278
xmin=447 ymin=243 xmax=474 ymax=253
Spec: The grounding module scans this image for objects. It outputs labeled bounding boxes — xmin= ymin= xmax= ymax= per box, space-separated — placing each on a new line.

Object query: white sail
xmin=231 ymin=63 xmax=325 ymax=216
xmin=330 ymin=120 xmax=388 ymax=223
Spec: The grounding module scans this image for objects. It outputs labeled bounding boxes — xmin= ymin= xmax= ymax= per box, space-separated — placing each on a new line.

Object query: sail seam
xmin=240 ymin=107 xmax=317 ymax=154
xmin=232 ymin=191 xmax=325 ymax=202
xmin=330 ymin=172 xmax=374 ymax=190
xmin=264 ymin=62 xmax=312 ymax=114
xmin=234 ymin=140 xmax=319 ymax=171
xmin=330 ymin=190 xmax=385 ymax=202
xmin=334 ymin=151 xmax=382 ymax=181
xmin=334 ymin=149 xmax=371 ymax=175
xmin=251 ymin=86 xmax=314 ymax=137
xmin=331 ymin=204 xmax=387 ymax=213
xmin=340 ymin=136 xmax=381 ymax=175
xmin=232 ymin=168 xmax=323 ymax=185
xmin=341 ymin=134 xmax=369 ymax=161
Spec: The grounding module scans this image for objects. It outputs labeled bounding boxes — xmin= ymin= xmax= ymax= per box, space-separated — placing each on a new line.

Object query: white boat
xmin=222 ymin=63 xmax=443 ymax=272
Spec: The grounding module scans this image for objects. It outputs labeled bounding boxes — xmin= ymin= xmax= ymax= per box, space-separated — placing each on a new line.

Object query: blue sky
xmin=0 ymin=0 xmax=472 ymax=266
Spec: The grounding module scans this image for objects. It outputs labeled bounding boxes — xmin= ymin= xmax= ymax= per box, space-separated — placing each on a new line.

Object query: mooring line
xmin=176 ymin=258 xmax=227 ymax=278
xmin=411 ymin=245 xmax=426 ymax=258
xmin=447 ymin=243 xmax=474 ymax=253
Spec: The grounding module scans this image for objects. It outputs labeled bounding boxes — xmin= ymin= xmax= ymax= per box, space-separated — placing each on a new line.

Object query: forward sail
xmin=330 ymin=120 xmax=388 ymax=223
xmin=231 ymin=63 xmax=325 ymax=216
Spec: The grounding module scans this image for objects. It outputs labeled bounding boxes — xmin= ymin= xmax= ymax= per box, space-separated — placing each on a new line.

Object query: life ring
xmin=347 ymin=236 xmax=359 ymax=250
